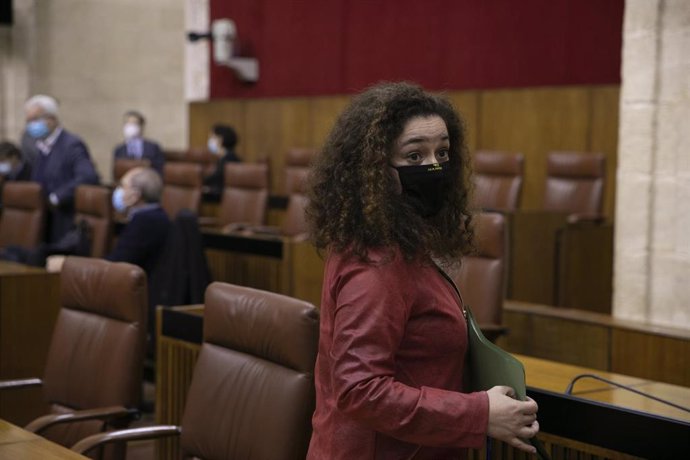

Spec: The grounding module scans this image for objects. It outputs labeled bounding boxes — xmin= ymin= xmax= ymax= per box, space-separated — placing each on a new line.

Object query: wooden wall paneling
xmin=478 ymin=87 xmax=591 ymax=211
xmin=556 ymin=223 xmax=614 ymax=313
xmin=530 ymin=315 xmax=610 ymax=370
xmin=499 ymin=309 xmax=532 ymax=354
xmin=244 ymin=98 xmax=311 ymax=192
xmin=445 ymin=91 xmax=480 ymax=154
xmin=502 ymin=306 xmax=611 ymax=371
xmin=243 ymin=98 xmax=286 ymax=163
xmin=611 ymin=330 xmax=690 ymax=387
xmin=188 ymin=100 xmax=246 ymax=150
xmin=507 ymin=211 xmax=568 ymax=305
xmin=308 ymin=95 xmax=351 ymax=148
xmin=588 ymin=86 xmax=620 ymax=220
xmin=276 ymin=98 xmax=312 ymax=192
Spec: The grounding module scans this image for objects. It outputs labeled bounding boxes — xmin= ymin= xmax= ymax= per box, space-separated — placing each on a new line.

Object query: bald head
xmin=122 ymin=167 xmax=162 ymax=203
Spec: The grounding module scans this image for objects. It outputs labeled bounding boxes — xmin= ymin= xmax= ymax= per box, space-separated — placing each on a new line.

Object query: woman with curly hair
xmin=306 ymin=82 xmax=539 ymax=459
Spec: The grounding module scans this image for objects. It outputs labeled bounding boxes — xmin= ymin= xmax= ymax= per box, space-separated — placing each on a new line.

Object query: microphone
xmin=565 ymin=373 xmax=690 ymax=414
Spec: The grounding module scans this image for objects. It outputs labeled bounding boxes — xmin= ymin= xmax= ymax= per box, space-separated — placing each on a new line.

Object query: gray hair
xmin=128 ymin=167 xmax=163 ymax=203
xmin=25 ymin=94 xmax=59 ymax=117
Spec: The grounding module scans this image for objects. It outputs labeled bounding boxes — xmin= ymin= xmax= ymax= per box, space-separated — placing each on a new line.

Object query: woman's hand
xmin=486 ymin=386 xmax=539 ymax=454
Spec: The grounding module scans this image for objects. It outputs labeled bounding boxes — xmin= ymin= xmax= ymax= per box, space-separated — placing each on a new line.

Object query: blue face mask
xmin=26 ymin=119 xmax=50 ymax=139
xmin=112 ymin=187 xmax=128 ymax=213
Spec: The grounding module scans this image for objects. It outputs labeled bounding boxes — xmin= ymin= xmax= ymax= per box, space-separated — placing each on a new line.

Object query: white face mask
xmin=0 ymin=161 xmax=12 ymax=175
xmin=207 ymin=137 xmax=221 ymax=154
xmin=123 ymin=123 xmax=141 ymax=140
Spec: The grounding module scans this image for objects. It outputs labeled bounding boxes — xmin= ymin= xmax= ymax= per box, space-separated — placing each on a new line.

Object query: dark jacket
xmin=106 ymin=204 xmax=170 ymax=280
xmin=113 ymin=138 xmax=165 ymax=175
xmin=203 ymin=150 xmax=241 ymax=191
xmin=30 ymin=129 xmax=100 ymax=243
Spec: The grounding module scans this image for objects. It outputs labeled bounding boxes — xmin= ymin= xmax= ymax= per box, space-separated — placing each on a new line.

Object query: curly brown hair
xmin=306 ymin=82 xmax=474 ymax=262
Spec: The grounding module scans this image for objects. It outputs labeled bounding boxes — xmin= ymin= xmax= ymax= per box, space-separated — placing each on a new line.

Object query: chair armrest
xmin=25 ymin=405 xmax=138 ymax=434
xmin=72 ymin=425 xmax=181 ymax=455
xmin=0 ymin=378 xmax=42 ymax=391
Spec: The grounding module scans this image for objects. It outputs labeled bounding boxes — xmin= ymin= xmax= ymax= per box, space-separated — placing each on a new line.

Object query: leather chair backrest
xmin=218 ymin=162 xmax=269 ymax=226
xmin=281 ymin=193 xmax=309 ymax=237
xmin=453 ymin=212 xmax=506 ymax=326
xmin=0 ymin=182 xmax=45 ymax=249
xmin=74 ymin=185 xmax=113 ymax=258
xmin=161 ymin=162 xmax=203 ymax=219
xmin=284 ymin=148 xmax=316 ymax=194
xmin=112 ymin=158 xmax=151 ymax=183
xmin=164 ymin=149 xmax=217 ymax=177
xmin=41 ymin=257 xmax=147 ymax=448
xmin=543 ymin=151 xmax=605 ymax=215
xmin=180 ymin=282 xmax=319 ymax=460
xmin=471 ymin=150 xmax=524 ymax=212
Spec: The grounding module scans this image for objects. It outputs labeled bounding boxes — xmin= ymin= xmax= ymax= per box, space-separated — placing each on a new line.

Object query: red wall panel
xmin=210 ymin=0 xmax=623 ymax=99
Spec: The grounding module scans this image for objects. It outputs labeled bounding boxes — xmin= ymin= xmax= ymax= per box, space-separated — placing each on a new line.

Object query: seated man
xmin=0 ymin=141 xmax=31 ymax=183
xmin=113 ymin=110 xmax=165 ymax=176
xmin=107 ymin=166 xmax=170 ymax=280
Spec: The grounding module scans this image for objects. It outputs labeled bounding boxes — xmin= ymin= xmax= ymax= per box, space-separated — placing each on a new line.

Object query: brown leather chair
xmin=451 ymin=212 xmax=508 ymax=342
xmin=164 ymin=149 xmax=217 ymax=178
xmin=72 ymin=282 xmax=320 ymax=460
xmin=471 ymin=150 xmax=524 ymax=212
xmin=281 ymin=193 xmax=310 ymax=238
xmin=543 ymin=151 xmax=605 ymax=220
xmin=0 ymin=257 xmax=147 ymax=458
xmin=0 ymin=182 xmax=45 ymax=249
xmin=112 ymin=158 xmax=151 ymax=183
xmin=74 ymin=185 xmax=113 ymax=258
xmin=218 ymin=162 xmax=269 ymax=227
xmin=161 ymin=162 xmax=203 ymax=219
xmin=284 ymin=148 xmax=316 ymax=194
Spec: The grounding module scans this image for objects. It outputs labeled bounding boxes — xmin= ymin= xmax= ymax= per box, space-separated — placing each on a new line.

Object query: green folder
xmin=464 ymin=305 xmax=527 ymax=400
xmin=464 ymin=305 xmax=550 ymax=460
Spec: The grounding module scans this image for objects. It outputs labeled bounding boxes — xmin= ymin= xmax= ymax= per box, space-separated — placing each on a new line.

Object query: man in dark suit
xmin=112 ymin=111 xmax=165 ymax=176
xmin=106 ymin=166 xmax=170 ymax=280
xmin=25 ymin=94 xmax=100 ymax=243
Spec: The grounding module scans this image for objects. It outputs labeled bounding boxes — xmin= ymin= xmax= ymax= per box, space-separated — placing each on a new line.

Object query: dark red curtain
xmin=210 ymin=0 xmax=623 ymax=99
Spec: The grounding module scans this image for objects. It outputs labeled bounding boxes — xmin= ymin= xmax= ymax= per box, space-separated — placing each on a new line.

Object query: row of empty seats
xmin=472 ymin=150 xmax=606 ymax=219
xmin=0 ymin=256 xmax=318 ymax=459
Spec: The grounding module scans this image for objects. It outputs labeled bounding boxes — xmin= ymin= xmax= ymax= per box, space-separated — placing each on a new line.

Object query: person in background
xmin=305 ymin=82 xmax=539 ymax=459
xmin=25 ymin=94 xmax=100 ymax=243
xmin=203 ymin=123 xmax=241 ymax=191
xmin=0 ymin=141 xmax=31 ymax=182
xmin=113 ymin=110 xmax=165 ymax=176
xmin=107 ymin=166 xmax=170 ymax=280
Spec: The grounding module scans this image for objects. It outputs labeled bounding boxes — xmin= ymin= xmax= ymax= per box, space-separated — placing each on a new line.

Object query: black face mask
xmin=394 ymin=162 xmax=451 ymax=217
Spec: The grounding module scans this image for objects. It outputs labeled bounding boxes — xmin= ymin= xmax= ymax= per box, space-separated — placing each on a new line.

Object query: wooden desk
xmin=502 ymin=301 xmax=690 ymax=387
xmin=519 ymin=354 xmax=690 ymax=423
xmin=203 ymin=228 xmax=324 ymax=307
xmin=0 ymin=261 xmax=61 ymax=425
xmin=0 ymin=419 xmax=87 ymax=459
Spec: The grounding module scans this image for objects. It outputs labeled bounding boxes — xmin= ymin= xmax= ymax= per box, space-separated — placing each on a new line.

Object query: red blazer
xmin=308 ymin=248 xmax=489 ymax=460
